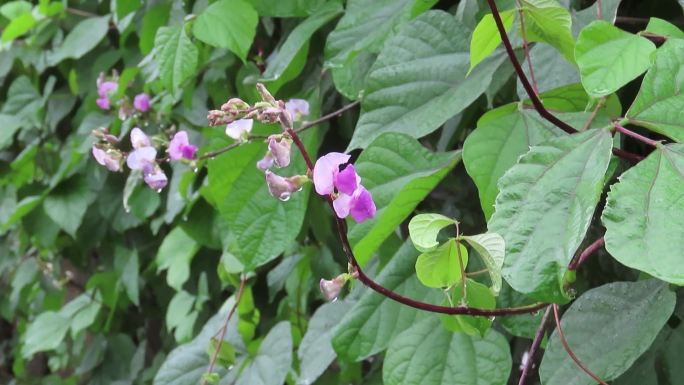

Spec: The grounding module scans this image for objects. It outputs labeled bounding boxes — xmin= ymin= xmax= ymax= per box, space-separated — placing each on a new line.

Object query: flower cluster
xmin=95 ymin=72 xmax=150 ymax=117
xmin=313 ymin=153 xmax=376 ymax=223
xmin=91 ymin=127 xmax=197 ymax=191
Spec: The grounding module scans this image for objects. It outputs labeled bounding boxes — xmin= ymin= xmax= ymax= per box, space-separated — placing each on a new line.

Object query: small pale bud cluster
xmin=209 ymin=85 xmax=314 ymax=201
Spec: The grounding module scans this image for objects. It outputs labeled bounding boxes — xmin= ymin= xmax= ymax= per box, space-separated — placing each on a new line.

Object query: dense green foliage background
xmin=1 ymin=0 xmax=684 ymax=384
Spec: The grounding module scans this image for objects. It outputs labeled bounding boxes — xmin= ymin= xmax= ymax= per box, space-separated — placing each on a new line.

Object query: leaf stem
xmin=455 ymin=224 xmax=468 ymax=303
xmin=518 ymin=305 xmax=552 ymax=385
xmin=552 ymin=304 xmax=609 ymax=385
xmin=201 ymin=275 xmax=247 ymax=385
xmin=613 ymin=122 xmax=660 ymax=148
xmin=567 ymin=237 xmax=605 ymax=271
xmin=515 ymin=1 xmax=539 ymax=94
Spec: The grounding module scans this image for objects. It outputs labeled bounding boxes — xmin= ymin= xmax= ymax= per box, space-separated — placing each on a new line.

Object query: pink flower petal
xmin=332 ymin=193 xmax=353 ymax=218
xmin=98 ymin=81 xmax=118 ymax=97
xmin=225 ymin=119 xmax=253 ymax=139
xmin=268 ymin=136 xmax=291 ymax=168
xmin=133 ymin=93 xmax=150 ymax=112
xmin=130 ymin=127 xmax=151 ymax=149
xmin=256 ymin=153 xmax=275 ymax=170
xmin=143 ymin=166 xmax=168 ymax=190
xmin=92 ymin=147 xmax=107 ymax=166
xmin=334 ymin=164 xmax=359 ymax=195
xmin=285 ymin=99 xmax=310 ymax=121
xmin=126 ymin=147 xmax=157 ymax=170
xmin=168 ymin=131 xmax=189 ymax=161
xmin=350 ymin=186 xmax=376 ymax=223
xmin=96 ymin=97 xmax=110 ymax=110
xmin=313 ymin=152 xmax=350 ymax=195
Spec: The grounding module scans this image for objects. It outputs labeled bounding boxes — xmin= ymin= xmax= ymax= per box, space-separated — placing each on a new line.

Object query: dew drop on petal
xmin=279 ymin=192 xmax=291 ymax=202
xmin=331 ymin=297 xmax=338 ymax=303
xmin=193 ymin=167 xmax=198 ymax=173
xmin=124 ymin=207 xmax=131 ymax=214
xmin=156 ymin=188 xmax=162 ymax=193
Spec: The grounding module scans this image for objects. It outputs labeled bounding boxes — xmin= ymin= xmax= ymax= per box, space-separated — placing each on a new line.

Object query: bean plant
xmin=1 ymin=0 xmax=683 ymax=385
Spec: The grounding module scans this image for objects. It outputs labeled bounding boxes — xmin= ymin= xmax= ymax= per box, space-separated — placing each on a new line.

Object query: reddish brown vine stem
xmin=518 ymin=306 xmax=552 ymax=385
xmin=286 ymin=127 xmax=547 ymax=316
xmin=552 ymin=305 xmax=609 ymax=385
xmin=484 ymin=0 xmax=644 ymax=163
xmin=568 ymin=237 xmax=605 ymax=271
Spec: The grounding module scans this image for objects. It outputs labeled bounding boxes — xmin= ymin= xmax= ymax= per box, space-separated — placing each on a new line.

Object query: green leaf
xmin=463 ymin=104 xmax=563 ymax=220
xmin=332 ymin=241 xmax=442 ymax=362
xmin=469 ymin=10 xmax=515 ymax=71
xmin=154 ymin=26 xmax=199 ymax=93
xmin=0 ymin=1 xmax=32 ymax=20
xmin=261 ymin=2 xmax=342 ymax=82
xmin=48 ymin=16 xmax=110 ymax=65
xmin=324 ymin=0 xmax=436 ymax=67
xmin=383 ymin=317 xmax=511 ymax=385
xmin=0 ymin=114 xmax=22 ymax=150
xmin=331 ymin=52 xmax=376 ymax=100
xmin=347 ymin=133 xmax=461 ymax=266
xmin=22 ymin=311 xmax=70 ymax=357
xmin=139 ymin=3 xmax=170 ymax=54
xmin=43 ymin=176 xmax=97 ymax=237
xmin=192 ymin=0 xmax=258 ymax=62
xmin=415 ymin=239 xmax=468 ymax=288
xmin=489 ymin=129 xmax=613 ymax=303
xmin=156 ymin=227 xmax=200 ymax=291
xmin=236 ymin=321 xmax=292 ymax=385
xmin=645 ymin=17 xmax=684 ymax=39
xmin=166 ymin=290 xmax=197 ymax=342
xmin=117 ymin=248 xmax=140 ymax=306
xmin=516 ymin=44 xmax=580 ymax=99
xmin=154 ymin=305 xmax=244 ymax=385
xmin=461 ymin=232 xmax=505 ymax=294
xmin=575 ymin=20 xmax=656 ymax=97
xmin=408 ymin=213 xmax=457 ymax=252
xmin=520 ymin=0 xmax=576 ymax=63
xmin=441 ymin=279 xmax=496 ymax=336
xmin=1 ymin=195 xmax=43 ymax=231
xmin=348 ymin=10 xmax=507 ymax=150
xmin=540 ymin=280 xmax=675 ymax=385
xmin=1 ymin=12 xmax=36 ymax=42
xmin=602 ymin=144 xmax=684 ymax=284
xmin=626 ymin=39 xmax=684 ymax=142
xmin=298 ymin=301 xmax=352 ymax=384
xmin=206 ymin=128 xmax=315 ymax=271
xmin=246 ymin=0 xmax=329 ymax=17
xmin=207 ymin=338 xmax=236 ymax=367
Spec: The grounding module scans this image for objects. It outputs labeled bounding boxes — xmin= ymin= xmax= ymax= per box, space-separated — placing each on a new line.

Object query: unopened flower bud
xmin=221 ymin=98 xmax=250 ymax=113
xmin=256 ymin=83 xmax=277 ymax=105
xmin=207 ymin=110 xmax=227 ymax=126
xmin=265 ymin=171 xmax=307 ymax=201
xmin=256 ymin=107 xmax=282 ymax=124
xmin=319 ymin=274 xmax=350 ymax=301
xmin=268 ymin=135 xmax=292 ymax=168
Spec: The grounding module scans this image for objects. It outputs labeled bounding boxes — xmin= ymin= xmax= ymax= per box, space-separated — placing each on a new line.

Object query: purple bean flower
xmin=285 ymin=99 xmax=309 ymax=121
xmin=268 ymin=135 xmax=292 ymax=168
xmin=133 ymin=93 xmax=150 ymax=112
xmin=96 ymin=80 xmax=118 ymax=111
xmin=142 ymin=163 xmax=168 ymax=191
xmin=168 ymin=131 xmax=197 ymax=161
xmin=225 ymin=119 xmax=253 ymax=140
xmin=92 ymin=147 xmax=122 ymax=172
xmin=130 ymin=127 xmax=151 ymax=149
xmin=313 ymin=152 xmax=376 ymax=223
